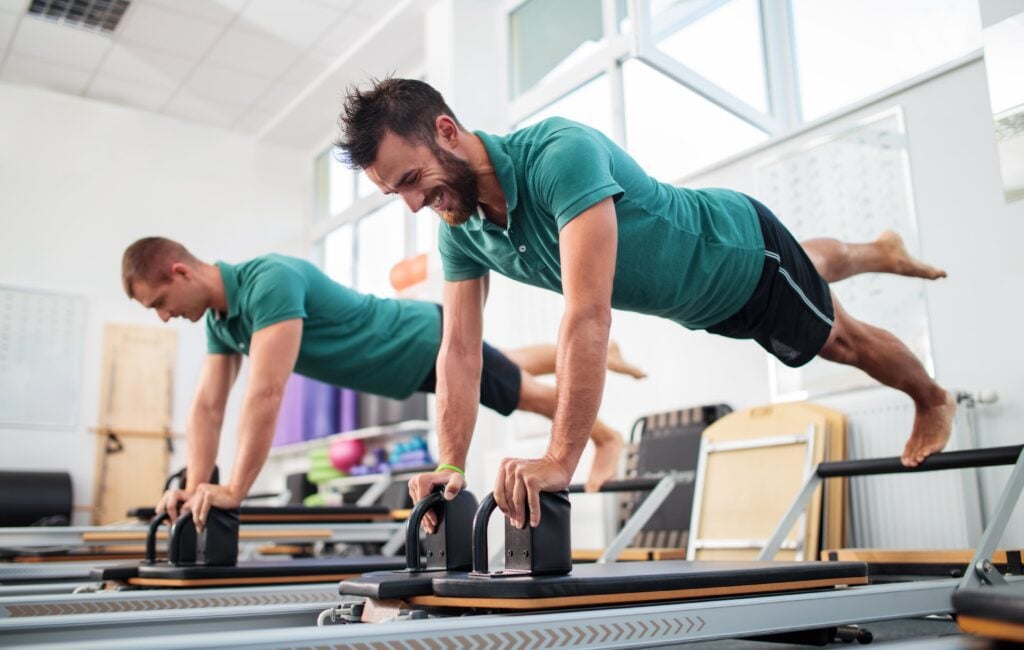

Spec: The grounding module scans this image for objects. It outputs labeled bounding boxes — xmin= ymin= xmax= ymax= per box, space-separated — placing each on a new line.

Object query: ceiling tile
xmin=349 ymin=0 xmax=401 ymax=23
xmin=304 ymin=0 xmax=359 ymax=11
xmin=87 ymin=74 xmax=175 ymax=111
xmin=206 ymin=26 xmax=299 ymax=79
xmin=0 ymin=12 xmax=17 ymax=47
xmin=180 ymin=61 xmax=272 ymax=107
xmin=143 ymin=0 xmax=246 ymax=24
xmin=10 ymin=14 xmax=113 ymax=68
xmin=238 ymin=0 xmax=339 ymax=48
xmin=314 ymin=13 xmax=373 ymax=58
xmin=99 ymin=43 xmax=195 ymax=87
xmin=163 ymin=91 xmax=241 ymax=128
xmin=252 ymin=81 xmax=303 ymax=115
xmin=1 ymin=52 xmax=91 ymax=94
xmin=0 ymin=0 xmax=28 ymax=14
xmin=117 ymin=3 xmax=225 ymax=59
xmin=282 ymin=50 xmax=331 ymax=87
xmin=232 ymin=107 xmax=274 ymax=134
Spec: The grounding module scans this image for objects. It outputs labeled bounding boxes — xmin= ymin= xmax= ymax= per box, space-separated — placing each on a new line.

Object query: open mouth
xmin=430 ymin=189 xmax=445 ymax=213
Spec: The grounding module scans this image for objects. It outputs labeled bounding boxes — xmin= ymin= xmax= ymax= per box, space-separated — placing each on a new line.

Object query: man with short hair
xmin=336 ymin=77 xmax=954 ymax=530
xmin=122 ymin=237 xmax=639 ymax=530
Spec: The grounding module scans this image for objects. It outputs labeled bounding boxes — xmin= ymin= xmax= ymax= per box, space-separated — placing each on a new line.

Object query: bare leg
xmin=802 ymin=231 xmax=947 ymax=283
xmin=818 ymin=298 xmax=955 ymax=467
xmin=515 ymin=370 xmax=624 ymax=491
xmin=504 ymin=341 xmax=646 ymax=379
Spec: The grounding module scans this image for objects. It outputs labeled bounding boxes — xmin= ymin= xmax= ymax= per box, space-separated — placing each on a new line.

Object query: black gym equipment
xmin=0 ymin=471 xmax=72 ymax=527
xmin=954 ymin=586 xmax=1024 ymax=643
xmin=337 ymin=486 xmax=478 ymax=601
xmin=94 ymin=505 xmax=415 ymax=588
xmin=126 ymin=504 xmax=393 ymax=523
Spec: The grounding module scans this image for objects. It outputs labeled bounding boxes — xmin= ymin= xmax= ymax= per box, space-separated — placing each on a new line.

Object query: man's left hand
xmin=493 ymin=454 xmax=573 ymax=529
xmin=183 ymin=483 xmax=244 ymax=533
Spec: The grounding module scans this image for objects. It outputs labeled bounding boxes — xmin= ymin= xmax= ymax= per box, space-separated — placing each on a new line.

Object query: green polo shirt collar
xmin=474 ymin=130 xmax=518 ymax=231
xmin=215 ymin=261 xmax=241 ymax=321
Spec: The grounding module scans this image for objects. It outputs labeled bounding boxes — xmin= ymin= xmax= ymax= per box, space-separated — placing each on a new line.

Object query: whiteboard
xmin=755 ymin=108 xmax=934 ymax=399
xmin=0 ymin=285 xmax=87 ymax=429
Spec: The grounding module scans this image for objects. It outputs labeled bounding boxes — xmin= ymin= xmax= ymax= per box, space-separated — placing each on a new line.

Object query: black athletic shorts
xmin=705 ymin=195 xmax=835 ymax=368
xmin=416 ymin=306 xmax=522 ymax=416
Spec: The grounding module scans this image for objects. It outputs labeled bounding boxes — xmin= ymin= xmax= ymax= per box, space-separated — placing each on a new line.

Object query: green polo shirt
xmin=205 ymin=255 xmax=440 ymax=399
xmin=437 ymin=118 xmax=765 ymax=330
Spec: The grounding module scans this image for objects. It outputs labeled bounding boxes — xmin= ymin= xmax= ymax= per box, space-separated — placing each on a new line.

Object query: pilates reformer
xmin=5 ymin=444 xmax=1022 ymax=649
xmin=0 ymin=475 xmax=684 ymax=644
xmin=0 ymin=490 xmax=481 ymax=646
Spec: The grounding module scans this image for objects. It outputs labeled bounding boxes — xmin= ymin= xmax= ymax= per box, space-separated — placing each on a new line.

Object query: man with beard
xmin=336 ymin=77 xmax=954 ymax=531
xmin=121 ymin=237 xmax=643 ymax=530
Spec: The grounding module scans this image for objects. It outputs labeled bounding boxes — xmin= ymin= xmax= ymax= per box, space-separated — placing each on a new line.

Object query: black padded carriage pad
xmin=432 ymin=560 xmax=867 ymax=601
xmin=91 ymin=563 xmax=145 ymax=581
xmin=954 ymin=588 xmax=1024 ymax=624
xmin=128 ymin=505 xmax=391 ymax=522
xmin=340 ymin=570 xmax=464 ymax=600
xmin=134 ymin=556 xmax=406 ymax=582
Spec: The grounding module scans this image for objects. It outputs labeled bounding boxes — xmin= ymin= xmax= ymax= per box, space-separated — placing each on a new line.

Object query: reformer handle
xmin=144 ymin=512 xmax=170 ymax=564
xmin=471 ymin=492 xmax=499 ymax=574
xmin=817 ymin=445 xmax=1023 ymax=478
xmin=405 ymin=487 xmax=445 ymax=571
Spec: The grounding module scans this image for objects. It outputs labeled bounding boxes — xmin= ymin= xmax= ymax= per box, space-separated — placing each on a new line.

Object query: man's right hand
xmin=154 ymin=488 xmax=192 ymax=523
xmin=408 ymin=470 xmax=465 ymax=534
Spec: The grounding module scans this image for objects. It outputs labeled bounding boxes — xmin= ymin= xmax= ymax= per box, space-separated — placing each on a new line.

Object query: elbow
xmin=566 ymin=303 xmax=612 ymax=333
xmin=248 ymin=382 xmax=288 ymax=407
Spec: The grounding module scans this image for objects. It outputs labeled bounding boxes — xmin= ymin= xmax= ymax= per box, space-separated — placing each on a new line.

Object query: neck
xmin=198 ymin=262 xmax=228 ymax=313
xmin=463 ymin=132 xmax=507 ymax=226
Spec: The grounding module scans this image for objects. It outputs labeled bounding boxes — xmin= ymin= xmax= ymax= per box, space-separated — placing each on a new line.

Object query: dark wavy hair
xmin=335 ymin=77 xmax=463 ymax=170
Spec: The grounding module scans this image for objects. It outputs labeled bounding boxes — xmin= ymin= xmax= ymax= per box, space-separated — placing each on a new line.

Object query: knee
xmin=819 ymin=324 xmax=859 ymax=366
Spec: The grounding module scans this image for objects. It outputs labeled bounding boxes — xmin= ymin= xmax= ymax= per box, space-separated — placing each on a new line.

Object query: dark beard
xmin=433 ymin=146 xmax=480 ymax=226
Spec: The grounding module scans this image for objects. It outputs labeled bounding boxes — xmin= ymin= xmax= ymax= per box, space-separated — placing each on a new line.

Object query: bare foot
xmin=877 ymin=231 xmax=947 ymax=280
xmin=585 ymin=429 xmax=624 ymax=492
xmin=606 ymin=341 xmax=647 ymax=379
xmin=901 ymin=392 xmax=956 ymax=467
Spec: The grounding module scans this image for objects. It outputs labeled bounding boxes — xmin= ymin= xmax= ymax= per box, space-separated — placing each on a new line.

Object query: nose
xmin=157 ymin=309 xmax=171 ymax=322
xmin=401 ymin=189 xmax=426 ymax=213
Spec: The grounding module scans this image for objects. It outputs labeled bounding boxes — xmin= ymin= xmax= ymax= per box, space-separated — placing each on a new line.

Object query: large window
xmin=792 ymin=0 xmax=983 ymax=121
xmin=508 ymin=0 xmax=604 ymax=98
xmin=312 ymin=146 xmax=419 ymax=297
xmin=651 ymin=0 xmax=767 ymax=113
xmin=355 ymin=201 xmax=407 ymax=298
xmin=622 ymin=58 xmax=767 ymax=182
xmin=507 ymin=0 xmax=984 ymax=179
xmin=514 ymin=74 xmax=613 ymax=135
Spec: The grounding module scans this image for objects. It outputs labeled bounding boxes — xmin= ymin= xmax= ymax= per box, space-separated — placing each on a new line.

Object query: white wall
xmin=0 ymin=83 xmax=311 ymax=523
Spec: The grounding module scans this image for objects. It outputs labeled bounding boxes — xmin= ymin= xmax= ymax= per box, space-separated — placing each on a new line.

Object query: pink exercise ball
xmin=329 ymin=438 xmax=365 ymax=472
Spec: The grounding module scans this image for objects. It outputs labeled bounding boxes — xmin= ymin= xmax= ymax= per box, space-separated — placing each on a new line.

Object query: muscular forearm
xmin=549 ymin=308 xmax=612 ymax=471
xmin=185 ymin=402 xmax=224 ymax=491
xmin=227 ymin=386 xmax=285 ymax=499
xmin=436 ymin=346 xmax=482 ymax=469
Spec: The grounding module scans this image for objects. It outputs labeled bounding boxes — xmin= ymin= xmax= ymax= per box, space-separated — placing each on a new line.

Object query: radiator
xmin=819 ymin=388 xmax=987 ymax=549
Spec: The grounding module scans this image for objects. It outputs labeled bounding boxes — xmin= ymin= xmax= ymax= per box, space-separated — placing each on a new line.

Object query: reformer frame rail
xmin=757 ymin=444 xmax=1024 ymax=591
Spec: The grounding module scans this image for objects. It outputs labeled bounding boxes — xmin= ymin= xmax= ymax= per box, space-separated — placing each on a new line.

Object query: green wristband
xmin=435 ymin=463 xmax=465 ymax=476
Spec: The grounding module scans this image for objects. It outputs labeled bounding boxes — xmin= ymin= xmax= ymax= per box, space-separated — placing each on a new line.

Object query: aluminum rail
xmin=14 ymin=576 xmax=1023 ymax=649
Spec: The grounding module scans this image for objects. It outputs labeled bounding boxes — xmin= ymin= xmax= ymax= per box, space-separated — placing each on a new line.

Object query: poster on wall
xmin=0 ymin=285 xmax=87 ymax=429
xmin=755 ymin=108 xmax=934 ymax=400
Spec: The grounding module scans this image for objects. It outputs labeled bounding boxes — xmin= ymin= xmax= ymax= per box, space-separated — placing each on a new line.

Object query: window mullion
xmin=760 ymin=0 xmax=802 ymax=131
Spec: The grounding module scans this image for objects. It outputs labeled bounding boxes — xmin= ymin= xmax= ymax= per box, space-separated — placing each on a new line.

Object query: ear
xmin=435 ymin=115 xmax=460 ymax=149
xmin=169 ymin=261 xmax=193 ymax=280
